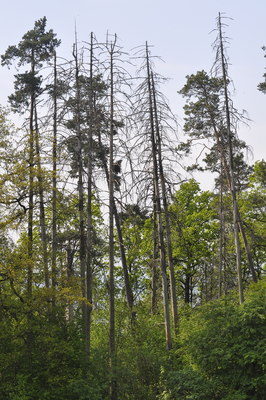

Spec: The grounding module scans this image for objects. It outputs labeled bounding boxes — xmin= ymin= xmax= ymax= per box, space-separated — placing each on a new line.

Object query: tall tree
xmin=104 ymin=33 xmax=117 ymax=399
xmin=151 ymin=70 xmax=178 ymax=332
xmin=131 ymin=43 xmax=179 ymax=347
xmin=145 ymin=43 xmax=172 ymax=350
xmin=178 ymin=70 xmax=257 ymax=299
xmin=214 ymin=13 xmax=243 ymax=303
xmin=86 ymin=32 xmax=94 ymax=357
xmin=52 ymin=50 xmax=57 ymax=291
xmin=72 ymin=31 xmax=87 ymax=345
xmin=1 ymin=16 xmax=60 ymax=296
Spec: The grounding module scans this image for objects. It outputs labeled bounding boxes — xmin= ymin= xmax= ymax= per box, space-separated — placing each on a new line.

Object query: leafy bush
xmin=160 ymin=284 xmax=266 ymax=399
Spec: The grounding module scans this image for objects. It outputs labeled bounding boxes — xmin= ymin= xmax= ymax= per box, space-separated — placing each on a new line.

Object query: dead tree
xmin=72 ymin=32 xmax=86 ymax=337
xmin=216 ymin=12 xmax=243 ymax=303
xmin=146 ymin=43 xmax=172 ymax=350
xmin=151 ymin=70 xmax=178 ymax=332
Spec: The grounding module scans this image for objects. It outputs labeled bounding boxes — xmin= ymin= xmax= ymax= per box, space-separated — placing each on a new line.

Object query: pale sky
xmin=1 ymin=0 xmax=266 ymax=190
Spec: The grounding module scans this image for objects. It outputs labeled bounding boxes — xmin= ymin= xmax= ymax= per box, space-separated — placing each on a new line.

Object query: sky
xmin=1 ymin=0 xmax=266 ymax=190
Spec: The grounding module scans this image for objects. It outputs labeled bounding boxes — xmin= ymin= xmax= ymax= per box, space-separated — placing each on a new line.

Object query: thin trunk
xmin=151 ymin=71 xmax=178 ymax=332
xmin=213 ymin=130 xmax=257 ymax=283
xmin=108 ymin=38 xmax=116 ymax=400
xmin=218 ymin=12 xmax=243 ymax=304
xmin=27 ymin=51 xmax=35 ymax=360
xmin=66 ymin=243 xmax=74 ymax=322
xmin=114 ymin=206 xmax=134 ymax=309
xmin=86 ymin=32 xmax=93 ymax=356
xmin=151 ymin=185 xmax=158 ymax=313
xmin=184 ymin=275 xmax=190 ymax=304
xmin=73 ymin=36 xmax=86 ymax=338
xmin=34 ymin=105 xmax=49 ymax=289
xmin=207 ymin=90 xmax=257 ymax=284
xmin=224 ymin=261 xmax=227 ymax=295
xmin=210 ymin=263 xmax=213 ymax=299
xmin=95 ymin=102 xmax=133 ymax=310
xmin=238 ymin=217 xmax=257 ymax=281
xmin=52 ymin=50 xmax=57 ymax=291
xmin=190 ymin=276 xmax=193 ymax=304
xmin=146 ymin=42 xmax=172 ymax=351
xmin=205 ymin=261 xmax=207 ymax=303
xmin=219 ymin=161 xmax=223 ymax=298
xmin=28 ymin=103 xmax=34 ymax=297
xmin=28 ymin=53 xmax=34 ymax=298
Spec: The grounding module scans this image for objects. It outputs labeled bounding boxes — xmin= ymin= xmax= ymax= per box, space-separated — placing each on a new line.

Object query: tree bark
xmin=86 ymin=32 xmax=93 ymax=356
xmin=66 ymin=242 xmax=74 ymax=321
xmin=151 ymin=185 xmax=158 ymax=313
xmin=146 ymin=42 xmax=172 ymax=351
xmin=151 ymin=71 xmax=178 ymax=333
xmin=34 ymin=105 xmax=49 ymax=290
xmin=52 ymin=50 xmax=57 ymax=291
xmin=219 ymin=161 xmax=223 ymax=298
xmin=204 ymin=80 xmax=257 ymax=285
xmin=73 ymin=35 xmax=86 ymax=340
xmin=28 ymin=52 xmax=34 ymax=298
xmin=95 ymin=102 xmax=133 ymax=311
xmin=108 ymin=37 xmax=116 ymax=400
xmin=218 ymin=12 xmax=243 ymax=304
xmin=184 ymin=275 xmax=190 ymax=304
xmin=27 ymin=50 xmax=35 ymax=362
xmin=211 ymin=123 xmax=257 ymax=284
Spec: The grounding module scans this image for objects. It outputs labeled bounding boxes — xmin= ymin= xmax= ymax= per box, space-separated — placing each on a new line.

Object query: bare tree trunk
xmin=95 ymin=103 xmax=133 ymax=311
xmin=27 ymin=51 xmax=35 ymax=360
xmin=151 ymin=71 xmax=178 ymax=333
xmin=73 ymin=35 xmax=86 ymax=339
xmin=151 ymin=185 xmax=158 ymax=313
xmin=218 ymin=12 xmax=243 ymax=304
xmin=238 ymin=217 xmax=257 ymax=281
xmin=34 ymin=106 xmax=49 ymax=290
xmin=190 ymin=276 xmax=193 ymax=305
xmin=213 ymin=129 xmax=257 ymax=283
xmin=113 ymin=206 xmax=134 ymax=309
xmin=86 ymin=32 xmax=93 ymax=356
xmin=224 ymin=256 xmax=227 ymax=295
xmin=146 ymin=42 xmax=172 ymax=351
xmin=66 ymin=242 xmax=74 ymax=322
xmin=219 ymin=161 xmax=223 ymax=298
xmin=206 ymin=87 xmax=257 ymax=285
xmin=28 ymin=54 xmax=34 ymax=298
xmin=184 ymin=275 xmax=190 ymax=304
xmin=52 ymin=50 xmax=57 ymax=291
xmin=205 ymin=262 xmax=207 ymax=303
xmin=108 ymin=37 xmax=116 ymax=400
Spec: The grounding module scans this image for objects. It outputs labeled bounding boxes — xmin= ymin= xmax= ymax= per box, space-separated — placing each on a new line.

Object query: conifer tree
xmin=1 ymin=16 xmax=60 ymax=293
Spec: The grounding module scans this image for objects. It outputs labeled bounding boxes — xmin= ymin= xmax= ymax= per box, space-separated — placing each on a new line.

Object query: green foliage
xmin=170 ymin=179 xmax=219 ymax=303
xmin=258 ymin=46 xmax=266 ymax=94
xmin=158 ymin=368 xmax=215 ymax=400
xmin=0 ymin=304 xmax=85 ymax=399
xmin=164 ymin=284 xmax=266 ymax=399
xmin=237 ymin=161 xmax=266 ymax=279
xmin=1 ymin=17 xmax=60 ymax=114
xmin=178 ymin=70 xmax=224 ymax=140
xmin=250 ymin=159 xmax=266 ymax=187
xmin=1 ymin=17 xmax=60 ymax=69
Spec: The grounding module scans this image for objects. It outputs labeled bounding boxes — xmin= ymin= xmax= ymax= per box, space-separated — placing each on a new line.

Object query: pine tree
xmin=1 ymin=16 xmax=60 ymax=296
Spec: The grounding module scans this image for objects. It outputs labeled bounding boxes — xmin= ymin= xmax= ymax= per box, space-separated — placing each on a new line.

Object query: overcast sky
xmin=1 ymin=0 xmax=266 ymax=189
